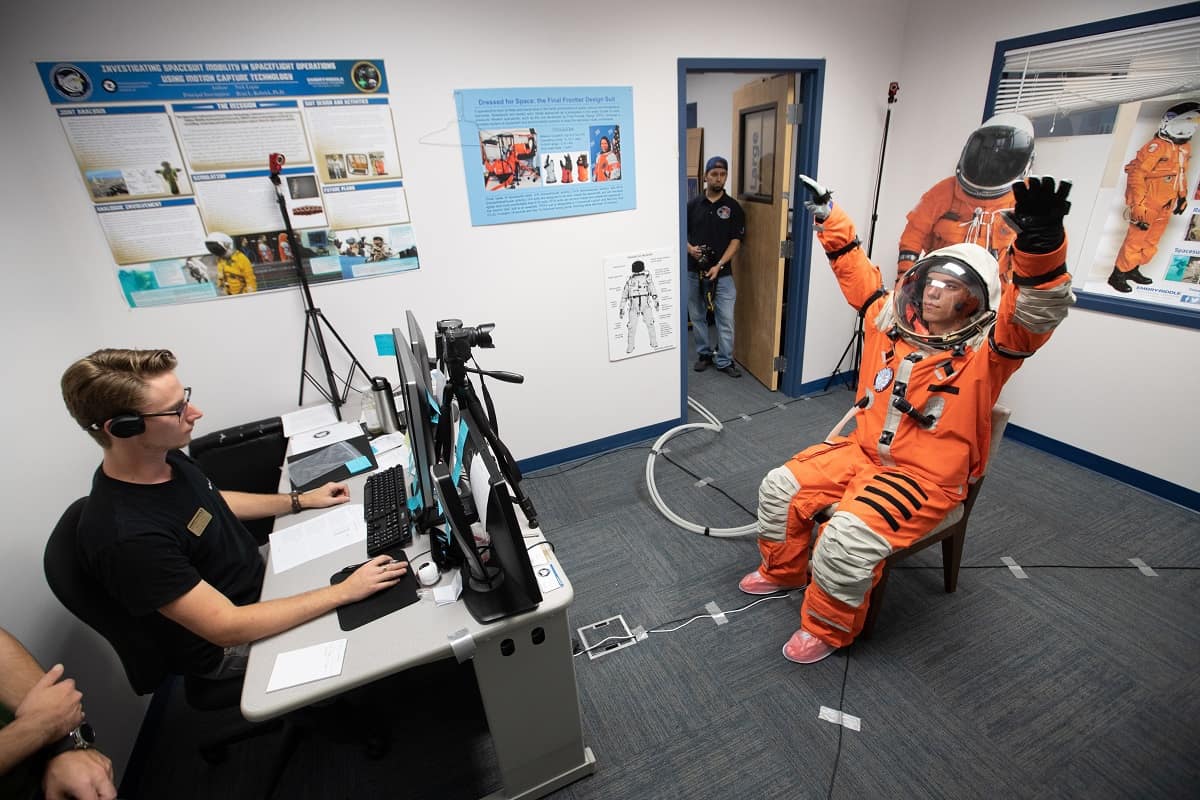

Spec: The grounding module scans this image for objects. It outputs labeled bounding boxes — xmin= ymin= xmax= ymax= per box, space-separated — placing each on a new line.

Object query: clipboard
xmin=287 ymin=434 xmax=377 ymax=492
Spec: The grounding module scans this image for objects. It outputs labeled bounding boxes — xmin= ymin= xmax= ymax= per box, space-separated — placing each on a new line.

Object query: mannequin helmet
xmin=204 ymin=232 xmax=234 ymax=259
xmin=955 ymin=113 xmax=1035 ymax=199
xmin=1159 ymin=102 xmax=1200 ymax=143
xmin=893 ymin=243 xmax=1001 ymax=349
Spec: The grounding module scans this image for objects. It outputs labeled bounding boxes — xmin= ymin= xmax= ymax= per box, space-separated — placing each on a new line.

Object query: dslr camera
xmin=436 ymin=319 xmax=495 ymax=365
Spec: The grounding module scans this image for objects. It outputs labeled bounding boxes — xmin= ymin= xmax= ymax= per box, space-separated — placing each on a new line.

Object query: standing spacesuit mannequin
xmin=741 ymin=173 xmax=1074 ymax=665
xmin=620 ymin=260 xmax=659 ymax=353
xmin=1108 ymin=102 xmax=1200 ymax=293
xmin=206 ymin=232 xmax=257 ymax=295
xmin=898 ymin=113 xmax=1035 ymax=280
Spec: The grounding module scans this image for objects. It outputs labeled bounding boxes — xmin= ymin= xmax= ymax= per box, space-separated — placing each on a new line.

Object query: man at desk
xmin=60 ymin=348 xmax=406 ymax=679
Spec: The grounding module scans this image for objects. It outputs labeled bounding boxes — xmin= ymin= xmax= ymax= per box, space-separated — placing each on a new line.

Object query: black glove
xmin=1005 ymin=176 xmax=1072 ymax=254
xmin=1175 ymin=196 xmax=1188 ymax=215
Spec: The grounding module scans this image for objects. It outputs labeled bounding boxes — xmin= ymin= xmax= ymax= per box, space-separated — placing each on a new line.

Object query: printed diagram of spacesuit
xmin=898 ymin=113 xmax=1034 ymax=281
xmin=1109 ymin=102 xmax=1200 ymax=293
xmin=620 ymin=260 xmax=659 ymax=353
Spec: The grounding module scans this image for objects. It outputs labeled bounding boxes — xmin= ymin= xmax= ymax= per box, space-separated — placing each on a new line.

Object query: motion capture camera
xmin=269 ymin=152 xmax=286 ymax=174
xmin=436 ymin=319 xmax=496 ymax=365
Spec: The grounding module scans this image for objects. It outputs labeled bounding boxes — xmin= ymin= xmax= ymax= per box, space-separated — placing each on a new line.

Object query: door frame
xmin=678 ymin=58 xmax=826 ymax=419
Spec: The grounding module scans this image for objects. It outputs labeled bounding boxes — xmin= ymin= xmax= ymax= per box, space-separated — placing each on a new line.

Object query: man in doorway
xmin=60 ymin=349 xmax=405 ymax=679
xmin=0 ymin=627 xmax=116 ymax=800
xmin=686 ymin=156 xmax=745 ymax=377
xmin=741 ymin=175 xmax=1074 ymax=664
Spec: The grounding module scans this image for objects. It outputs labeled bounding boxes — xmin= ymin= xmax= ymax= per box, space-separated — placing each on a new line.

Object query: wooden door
xmin=731 ymin=74 xmax=794 ymax=390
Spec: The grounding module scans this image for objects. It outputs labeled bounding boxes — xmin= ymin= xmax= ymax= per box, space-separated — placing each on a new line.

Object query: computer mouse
xmin=417 ymin=561 xmax=439 ymax=586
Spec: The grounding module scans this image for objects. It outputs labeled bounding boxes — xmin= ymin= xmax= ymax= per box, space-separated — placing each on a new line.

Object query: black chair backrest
xmin=189 ymin=417 xmax=286 ymax=545
xmin=43 ymin=498 xmax=169 ymax=695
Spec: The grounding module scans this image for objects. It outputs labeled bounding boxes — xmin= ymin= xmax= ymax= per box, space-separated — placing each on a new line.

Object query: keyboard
xmin=363 ymin=465 xmax=412 ymax=557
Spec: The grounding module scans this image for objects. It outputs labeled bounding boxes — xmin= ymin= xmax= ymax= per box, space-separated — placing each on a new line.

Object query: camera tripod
xmin=436 ymin=352 xmax=539 ymax=530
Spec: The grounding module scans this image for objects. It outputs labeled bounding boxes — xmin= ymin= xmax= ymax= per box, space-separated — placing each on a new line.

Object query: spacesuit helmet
xmin=955 ymin=113 xmax=1035 ymax=199
xmin=204 ymin=232 xmax=234 ymax=259
xmin=631 ymin=260 xmax=645 ymax=273
xmin=1158 ymin=102 xmax=1200 ymax=143
xmin=893 ymin=243 xmax=1001 ymax=349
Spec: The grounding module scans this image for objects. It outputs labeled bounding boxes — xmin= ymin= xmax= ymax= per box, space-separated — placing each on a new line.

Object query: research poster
xmin=604 ymin=247 xmax=675 ymax=361
xmin=454 ymin=86 xmax=636 ymax=226
xmin=36 ymin=60 xmax=419 ymax=308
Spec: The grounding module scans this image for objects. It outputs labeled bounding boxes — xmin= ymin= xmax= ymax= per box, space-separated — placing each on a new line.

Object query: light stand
xmin=267 ymin=153 xmax=366 ymax=420
xmin=824 ymin=82 xmax=899 ymax=392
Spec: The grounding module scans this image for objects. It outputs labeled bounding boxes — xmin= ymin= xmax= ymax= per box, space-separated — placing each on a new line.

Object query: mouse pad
xmin=329 ymin=567 xmax=419 ymax=631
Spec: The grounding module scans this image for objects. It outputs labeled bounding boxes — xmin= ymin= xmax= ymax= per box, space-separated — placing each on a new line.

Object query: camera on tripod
xmin=436 ymin=319 xmax=496 ymax=367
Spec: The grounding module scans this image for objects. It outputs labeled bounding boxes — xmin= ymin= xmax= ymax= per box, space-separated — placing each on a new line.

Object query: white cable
xmin=645 ymin=396 xmax=757 ymax=538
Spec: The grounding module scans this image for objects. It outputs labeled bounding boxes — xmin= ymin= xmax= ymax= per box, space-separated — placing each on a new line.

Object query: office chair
xmin=43 ymin=497 xmax=302 ymax=796
xmin=815 ymin=405 xmax=1012 ymax=639
xmin=189 ymin=416 xmax=287 ymax=545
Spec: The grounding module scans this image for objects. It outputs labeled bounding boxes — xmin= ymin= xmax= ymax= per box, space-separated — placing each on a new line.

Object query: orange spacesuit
xmin=1109 ymin=102 xmax=1200 ymax=292
xmin=745 ymin=175 xmax=1074 ymax=662
xmin=593 ymin=136 xmax=619 ymax=182
xmin=898 ymin=177 xmax=1017 ymax=276
xmin=899 ymin=113 xmax=1034 ymax=282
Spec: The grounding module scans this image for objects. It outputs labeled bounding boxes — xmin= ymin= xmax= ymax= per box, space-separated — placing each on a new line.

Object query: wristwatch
xmin=46 ymin=722 xmax=95 ymax=757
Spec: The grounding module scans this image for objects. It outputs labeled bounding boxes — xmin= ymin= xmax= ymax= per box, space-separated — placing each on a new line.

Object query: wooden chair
xmin=816 ymin=405 xmax=1012 ymax=639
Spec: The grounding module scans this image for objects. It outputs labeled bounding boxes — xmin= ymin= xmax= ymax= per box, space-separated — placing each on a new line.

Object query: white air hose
xmin=645 ymin=396 xmax=757 ymax=538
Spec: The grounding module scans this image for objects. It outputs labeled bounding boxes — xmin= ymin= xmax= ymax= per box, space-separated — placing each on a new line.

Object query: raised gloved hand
xmin=1175 ymin=196 xmax=1189 ymax=215
xmin=797 ymin=174 xmax=833 ymax=221
xmin=1004 ymin=176 xmax=1072 ymax=254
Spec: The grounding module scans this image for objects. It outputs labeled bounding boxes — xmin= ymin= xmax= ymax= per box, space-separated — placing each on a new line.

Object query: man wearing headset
xmin=740 ymin=174 xmax=1074 ymax=664
xmin=60 ymin=349 xmax=404 ymax=679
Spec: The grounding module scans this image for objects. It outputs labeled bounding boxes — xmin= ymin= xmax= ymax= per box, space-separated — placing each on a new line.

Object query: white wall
xmin=1 ymin=0 xmax=1191 ymax=780
xmin=687 ymin=72 xmax=772 ymax=192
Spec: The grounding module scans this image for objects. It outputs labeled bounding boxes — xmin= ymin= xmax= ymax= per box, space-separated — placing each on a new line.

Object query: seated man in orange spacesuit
xmin=740 ymin=174 xmax=1075 ymax=664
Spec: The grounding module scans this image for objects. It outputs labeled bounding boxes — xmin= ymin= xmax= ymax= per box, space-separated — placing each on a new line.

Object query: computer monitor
xmin=432 ymin=462 xmax=541 ymax=624
xmin=405 ymin=309 xmax=434 ymax=399
xmin=392 ymin=327 xmax=438 ymax=530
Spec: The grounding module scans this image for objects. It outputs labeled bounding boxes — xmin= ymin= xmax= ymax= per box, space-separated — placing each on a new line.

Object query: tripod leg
xmin=298 ymin=314 xmax=314 ymax=406
xmin=313 ymin=309 xmax=368 ymax=404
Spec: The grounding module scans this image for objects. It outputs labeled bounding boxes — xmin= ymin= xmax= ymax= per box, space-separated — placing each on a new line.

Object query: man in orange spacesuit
xmin=898 ymin=113 xmax=1034 ymax=281
xmin=740 ymin=173 xmax=1075 ymax=665
xmin=1108 ymin=102 xmax=1200 ymax=293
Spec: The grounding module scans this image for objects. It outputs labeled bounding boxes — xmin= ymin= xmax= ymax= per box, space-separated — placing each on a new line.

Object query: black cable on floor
xmin=826 ymin=650 xmax=852 ymax=800
xmin=660 ymin=452 xmax=758 ymax=520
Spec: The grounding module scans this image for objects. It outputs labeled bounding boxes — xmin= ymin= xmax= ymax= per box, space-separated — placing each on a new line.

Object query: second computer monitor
xmin=405 ymin=309 xmax=434 ymax=398
xmin=392 ymin=326 xmax=437 ymax=526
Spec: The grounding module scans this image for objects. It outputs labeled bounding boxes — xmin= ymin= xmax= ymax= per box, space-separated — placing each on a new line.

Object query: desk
xmin=241 ymin=449 xmax=596 ymax=799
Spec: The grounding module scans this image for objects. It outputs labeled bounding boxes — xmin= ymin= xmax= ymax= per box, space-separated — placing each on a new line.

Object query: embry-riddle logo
xmin=717 ymin=207 xmax=731 ymax=219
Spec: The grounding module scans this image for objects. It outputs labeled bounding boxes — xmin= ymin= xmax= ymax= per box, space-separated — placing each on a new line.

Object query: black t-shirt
xmin=78 ymin=450 xmax=265 ymax=676
xmin=686 ymin=191 xmax=746 ymax=274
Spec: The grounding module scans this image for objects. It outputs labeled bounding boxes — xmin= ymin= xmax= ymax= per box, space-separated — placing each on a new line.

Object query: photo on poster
xmin=604 ymin=247 xmax=676 ymax=361
xmin=330 ymin=224 xmax=419 ymax=279
xmin=589 ymin=125 xmax=622 ymax=182
xmin=478 ymin=128 xmax=540 ymax=191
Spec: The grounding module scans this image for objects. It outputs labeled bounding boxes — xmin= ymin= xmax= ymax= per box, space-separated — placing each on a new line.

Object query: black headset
xmin=85 ymin=414 xmax=145 ymax=439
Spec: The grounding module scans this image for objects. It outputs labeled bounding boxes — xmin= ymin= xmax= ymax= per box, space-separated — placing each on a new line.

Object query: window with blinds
xmin=994 ymin=16 xmax=1200 ymax=137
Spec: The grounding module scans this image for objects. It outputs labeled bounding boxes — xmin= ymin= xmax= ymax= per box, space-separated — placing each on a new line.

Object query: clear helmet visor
xmin=894 ymin=254 xmax=996 ymax=348
xmin=957 ymin=125 xmax=1035 ymax=197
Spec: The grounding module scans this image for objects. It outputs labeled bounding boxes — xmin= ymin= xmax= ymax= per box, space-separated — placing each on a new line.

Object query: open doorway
xmin=677 ymin=59 xmax=825 ymax=419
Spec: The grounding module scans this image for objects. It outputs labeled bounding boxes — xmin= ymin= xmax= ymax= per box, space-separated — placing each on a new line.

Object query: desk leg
xmin=474 ymin=607 xmax=597 ymax=800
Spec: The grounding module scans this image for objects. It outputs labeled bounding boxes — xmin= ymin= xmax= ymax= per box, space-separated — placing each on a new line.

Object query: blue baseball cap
xmin=705 ymin=156 xmax=728 ymax=173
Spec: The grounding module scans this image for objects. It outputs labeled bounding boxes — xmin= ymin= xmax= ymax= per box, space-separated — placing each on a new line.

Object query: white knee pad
xmin=757 ymin=466 xmax=800 ymax=542
xmin=810 ymin=511 xmax=893 ymax=607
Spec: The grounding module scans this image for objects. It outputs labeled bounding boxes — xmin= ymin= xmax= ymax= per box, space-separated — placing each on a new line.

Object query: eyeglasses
xmin=140 ymin=387 xmax=191 ymax=421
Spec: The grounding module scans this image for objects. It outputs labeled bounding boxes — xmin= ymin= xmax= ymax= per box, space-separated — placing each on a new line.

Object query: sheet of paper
xmin=433 ymin=569 xmax=463 ymax=606
xmin=281 ymin=404 xmax=338 ymax=438
xmin=266 ymin=639 xmax=347 ymax=692
xmin=470 ymin=454 xmax=492 ymax=527
xmin=289 ymin=421 xmax=367 ymax=456
xmin=269 ymin=504 xmax=365 ymax=574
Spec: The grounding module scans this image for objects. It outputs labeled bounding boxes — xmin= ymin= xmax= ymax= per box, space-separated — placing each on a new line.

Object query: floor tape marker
xmin=818 ymin=705 xmax=861 ymax=732
xmin=1128 ymin=558 xmax=1158 ymax=577
xmin=1000 ymin=556 xmax=1028 ymax=579
xmin=704 ymin=601 xmax=728 ymax=625
xmin=694 ymin=477 xmax=713 ymax=488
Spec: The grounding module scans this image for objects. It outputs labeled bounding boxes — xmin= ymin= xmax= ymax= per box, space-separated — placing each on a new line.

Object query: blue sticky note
xmin=375 ymin=334 xmax=396 ymax=357
xmin=345 ymin=455 xmax=372 ymax=474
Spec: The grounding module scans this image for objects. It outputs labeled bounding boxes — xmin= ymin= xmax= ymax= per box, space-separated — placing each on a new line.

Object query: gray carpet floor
xmin=126 ymin=362 xmax=1200 ymax=799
